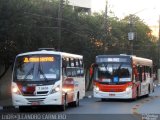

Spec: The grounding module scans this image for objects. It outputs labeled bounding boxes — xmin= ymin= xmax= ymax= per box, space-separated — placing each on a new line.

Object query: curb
xmin=84 ymin=95 xmax=93 ymax=99
xmin=84 ymin=91 xmax=93 ymax=99
xmin=87 ymin=95 xmax=93 ymax=98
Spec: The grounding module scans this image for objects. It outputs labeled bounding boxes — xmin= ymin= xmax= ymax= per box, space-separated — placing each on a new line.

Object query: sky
xmin=91 ymin=0 xmax=160 ymax=37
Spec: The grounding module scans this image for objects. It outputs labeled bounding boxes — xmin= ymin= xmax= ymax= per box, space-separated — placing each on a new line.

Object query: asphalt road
xmin=0 ymin=86 xmax=160 ymax=120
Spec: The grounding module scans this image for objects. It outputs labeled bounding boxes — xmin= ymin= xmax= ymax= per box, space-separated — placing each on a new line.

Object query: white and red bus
xmin=92 ymin=55 xmax=154 ymax=100
xmin=12 ymin=49 xmax=85 ymax=111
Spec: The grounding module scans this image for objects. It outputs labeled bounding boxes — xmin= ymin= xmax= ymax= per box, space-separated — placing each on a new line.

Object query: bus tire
xmin=61 ymin=95 xmax=67 ymax=111
xmin=132 ymin=88 xmax=139 ymax=101
xmin=135 ymin=89 xmax=139 ymax=100
xmin=72 ymin=93 xmax=79 ymax=107
xmin=137 ymin=88 xmax=139 ymax=98
xmin=145 ymin=85 xmax=150 ymax=97
xmin=152 ymin=87 xmax=155 ymax=92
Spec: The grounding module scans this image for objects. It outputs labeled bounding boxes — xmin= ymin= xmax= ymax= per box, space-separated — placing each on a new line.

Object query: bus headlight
xmin=94 ymin=86 xmax=99 ymax=91
xmin=126 ymin=85 xmax=132 ymax=92
xmin=50 ymin=85 xmax=60 ymax=94
xmin=12 ymin=84 xmax=21 ymax=95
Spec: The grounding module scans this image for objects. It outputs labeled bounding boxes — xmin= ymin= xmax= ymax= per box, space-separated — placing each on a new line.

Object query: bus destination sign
xmin=96 ymin=57 xmax=129 ymax=63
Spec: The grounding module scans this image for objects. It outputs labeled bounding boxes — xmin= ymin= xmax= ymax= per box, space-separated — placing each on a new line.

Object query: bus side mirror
xmin=89 ymin=63 xmax=98 ymax=77
xmin=89 ymin=67 xmax=93 ymax=77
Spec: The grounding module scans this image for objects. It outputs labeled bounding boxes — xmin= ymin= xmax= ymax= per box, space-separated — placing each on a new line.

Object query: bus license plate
xmin=109 ymin=94 xmax=115 ymax=96
xmin=36 ymin=86 xmax=49 ymax=91
xmin=31 ymin=102 xmax=40 ymax=105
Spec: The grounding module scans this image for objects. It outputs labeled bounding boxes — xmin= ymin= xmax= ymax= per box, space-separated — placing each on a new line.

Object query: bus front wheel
xmin=61 ymin=95 xmax=67 ymax=111
xmin=72 ymin=93 xmax=79 ymax=107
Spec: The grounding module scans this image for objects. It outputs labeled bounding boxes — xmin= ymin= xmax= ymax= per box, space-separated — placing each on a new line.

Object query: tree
xmin=0 ymin=0 xmax=158 ymax=79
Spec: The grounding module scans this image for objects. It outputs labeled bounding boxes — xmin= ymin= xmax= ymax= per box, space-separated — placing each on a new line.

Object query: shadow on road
xmin=95 ymin=95 xmax=152 ymax=103
xmin=0 ymin=105 xmax=81 ymax=113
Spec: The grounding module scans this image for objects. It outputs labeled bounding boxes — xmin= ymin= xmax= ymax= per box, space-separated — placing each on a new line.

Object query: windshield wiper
xmin=118 ymin=63 xmax=123 ymax=70
xmin=105 ymin=64 xmax=108 ymax=70
xmin=38 ymin=61 xmax=49 ymax=81
xmin=114 ymin=63 xmax=123 ymax=75
xmin=24 ymin=64 xmax=35 ymax=80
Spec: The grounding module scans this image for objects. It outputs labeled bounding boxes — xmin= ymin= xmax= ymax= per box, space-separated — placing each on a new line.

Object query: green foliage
xmin=0 ymin=0 xmax=158 ymax=69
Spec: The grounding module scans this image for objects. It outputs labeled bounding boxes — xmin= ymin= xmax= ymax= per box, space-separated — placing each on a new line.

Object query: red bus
xmin=91 ymin=55 xmax=154 ymax=100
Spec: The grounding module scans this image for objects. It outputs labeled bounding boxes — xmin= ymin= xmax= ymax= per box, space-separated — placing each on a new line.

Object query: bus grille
xmin=100 ymin=88 xmax=125 ymax=92
xmin=23 ymin=91 xmax=49 ymax=96
xmin=26 ymin=97 xmax=45 ymax=104
xmin=37 ymin=91 xmax=48 ymax=95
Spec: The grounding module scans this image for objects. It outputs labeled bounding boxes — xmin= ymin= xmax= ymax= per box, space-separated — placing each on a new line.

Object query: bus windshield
xmin=95 ymin=63 xmax=132 ymax=83
xmin=13 ymin=54 xmax=60 ymax=82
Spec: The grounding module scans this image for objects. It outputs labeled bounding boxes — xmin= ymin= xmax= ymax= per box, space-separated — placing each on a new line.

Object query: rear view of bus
xmin=12 ymin=50 xmax=85 ymax=111
xmin=93 ymin=55 xmax=153 ymax=100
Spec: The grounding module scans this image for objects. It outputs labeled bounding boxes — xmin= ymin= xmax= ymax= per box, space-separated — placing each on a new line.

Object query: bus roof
xmin=96 ymin=55 xmax=152 ymax=66
xmin=96 ymin=55 xmax=131 ymax=58
xmin=132 ymin=56 xmax=152 ymax=66
xmin=16 ymin=50 xmax=83 ymax=59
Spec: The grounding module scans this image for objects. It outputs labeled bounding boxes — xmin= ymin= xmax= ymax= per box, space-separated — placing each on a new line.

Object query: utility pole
xmin=103 ymin=0 xmax=109 ymax=53
xmin=104 ymin=0 xmax=108 ymax=33
xmin=158 ymin=15 xmax=160 ymax=84
xmin=159 ymin=15 xmax=160 ymax=40
xmin=158 ymin=15 xmax=160 ymax=42
xmin=128 ymin=15 xmax=135 ymax=55
xmin=158 ymin=15 xmax=160 ymax=68
xmin=57 ymin=0 xmax=64 ymax=51
xmin=157 ymin=15 xmax=160 ymax=67
xmin=128 ymin=9 xmax=147 ymax=55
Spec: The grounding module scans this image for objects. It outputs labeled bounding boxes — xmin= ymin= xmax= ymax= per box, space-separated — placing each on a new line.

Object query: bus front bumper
xmin=93 ymin=90 xmax=132 ymax=99
xmin=12 ymin=92 xmax=62 ymax=106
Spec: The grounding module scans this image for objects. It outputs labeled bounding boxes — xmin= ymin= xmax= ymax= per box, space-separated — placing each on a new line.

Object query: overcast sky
xmin=92 ymin=0 xmax=159 ymax=26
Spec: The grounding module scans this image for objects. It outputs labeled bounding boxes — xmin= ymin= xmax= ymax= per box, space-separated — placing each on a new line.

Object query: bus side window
xmin=138 ymin=66 xmax=142 ymax=82
xmin=66 ymin=68 xmax=72 ymax=77
xmin=72 ymin=68 xmax=77 ymax=77
xmin=70 ymin=58 xmax=74 ymax=67
xmin=149 ymin=67 xmax=152 ymax=78
xmin=79 ymin=59 xmax=83 ymax=67
xmin=66 ymin=58 xmax=70 ymax=67
xmin=143 ymin=66 xmax=146 ymax=81
xmin=142 ymin=66 xmax=146 ymax=81
xmin=75 ymin=59 xmax=79 ymax=67
xmin=62 ymin=58 xmax=67 ymax=76
xmin=133 ymin=65 xmax=139 ymax=81
xmin=80 ymin=68 xmax=84 ymax=76
xmin=146 ymin=66 xmax=151 ymax=78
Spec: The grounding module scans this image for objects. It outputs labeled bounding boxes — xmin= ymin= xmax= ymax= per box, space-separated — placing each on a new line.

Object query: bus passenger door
xmin=140 ymin=66 xmax=148 ymax=95
xmin=78 ymin=68 xmax=85 ymax=99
